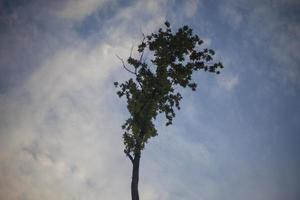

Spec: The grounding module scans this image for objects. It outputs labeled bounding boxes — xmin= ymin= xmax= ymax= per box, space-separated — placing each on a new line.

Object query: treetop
xmin=114 ymin=21 xmax=223 ymax=155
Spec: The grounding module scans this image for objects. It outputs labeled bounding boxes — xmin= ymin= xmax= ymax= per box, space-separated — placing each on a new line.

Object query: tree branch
xmin=124 ymin=149 xmax=134 ymax=164
xmin=116 ymin=55 xmax=136 ymax=75
xmin=139 ymin=34 xmax=146 ymax=64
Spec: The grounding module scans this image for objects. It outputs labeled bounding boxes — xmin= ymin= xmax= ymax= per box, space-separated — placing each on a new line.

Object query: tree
xmin=114 ymin=21 xmax=223 ymax=200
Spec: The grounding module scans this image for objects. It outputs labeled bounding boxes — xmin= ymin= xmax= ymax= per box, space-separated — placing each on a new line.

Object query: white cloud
xmin=217 ymin=74 xmax=239 ymax=91
xmin=58 ymin=0 xmax=110 ymax=22
xmin=219 ymin=4 xmax=243 ymax=29
xmin=184 ymin=0 xmax=200 ymax=18
xmin=115 ymin=0 xmax=167 ymax=35
xmin=241 ymin=1 xmax=300 ymax=87
xmin=270 ymin=23 xmax=300 ymax=85
xmin=0 ymin=39 xmax=131 ymax=200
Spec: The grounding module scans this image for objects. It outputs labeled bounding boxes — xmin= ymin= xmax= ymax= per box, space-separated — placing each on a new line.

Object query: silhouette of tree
xmin=114 ymin=21 xmax=223 ymax=200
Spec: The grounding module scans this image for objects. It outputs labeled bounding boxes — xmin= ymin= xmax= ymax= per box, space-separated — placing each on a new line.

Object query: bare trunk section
xmin=131 ymin=151 xmax=140 ymax=200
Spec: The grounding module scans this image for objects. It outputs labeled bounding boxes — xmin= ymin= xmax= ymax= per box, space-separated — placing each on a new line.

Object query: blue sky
xmin=0 ymin=0 xmax=299 ymax=199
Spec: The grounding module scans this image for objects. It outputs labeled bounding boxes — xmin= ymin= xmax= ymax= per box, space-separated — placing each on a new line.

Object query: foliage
xmin=114 ymin=21 xmax=223 ymax=157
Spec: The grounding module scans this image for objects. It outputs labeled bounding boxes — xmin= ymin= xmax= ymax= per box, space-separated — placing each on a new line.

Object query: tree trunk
xmin=131 ymin=151 xmax=141 ymax=200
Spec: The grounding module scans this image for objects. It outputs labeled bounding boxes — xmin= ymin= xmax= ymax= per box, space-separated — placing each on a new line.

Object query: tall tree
xmin=114 ymin=21 xmax=223 ymax=200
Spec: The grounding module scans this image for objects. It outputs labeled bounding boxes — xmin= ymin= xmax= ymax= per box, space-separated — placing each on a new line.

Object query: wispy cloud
xmin=58 ymin=0 xmax=110 ymax=22
xmin=183 ymin=0 xmax=200 ymax=18
xmin=219 ymin=4 xmax=242 ymax=29
xmin=217 ymin=74 xmax=239 ymax=91
xmin=0 ymin=41 xmax=130 ymax=200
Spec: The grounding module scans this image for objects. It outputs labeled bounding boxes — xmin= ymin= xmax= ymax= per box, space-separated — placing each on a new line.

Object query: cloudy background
xmin=0 ymin=0 xmax=299 ymax=199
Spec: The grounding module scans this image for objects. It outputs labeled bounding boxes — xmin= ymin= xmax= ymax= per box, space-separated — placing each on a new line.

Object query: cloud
xmin=219 ymin=4 xmax=242 ymax=29
xmin=217 ymin=74 xmax=239 ymax=91
xmin=270 ymin=23 xmax=300 ymax=84
xmin=113 ymin=0 xmax=167 ymax=35
xmin=235 ymin=0 xmax=300 ymax=86
xmin=58 ymin=0 xmax=110 ymax=22
xmin=184 ymin=0 xmax=200 ymax=18
xmin=0 ymin=39 xmax=131 ymax=200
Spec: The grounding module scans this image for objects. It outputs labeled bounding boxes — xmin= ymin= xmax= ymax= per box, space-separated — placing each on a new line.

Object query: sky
xmin=0 ymin=0 xmax=299 ymax=199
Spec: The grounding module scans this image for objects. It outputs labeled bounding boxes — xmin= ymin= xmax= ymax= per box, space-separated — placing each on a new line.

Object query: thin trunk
xmin=131 ymin=151 xmax=141 ymax=200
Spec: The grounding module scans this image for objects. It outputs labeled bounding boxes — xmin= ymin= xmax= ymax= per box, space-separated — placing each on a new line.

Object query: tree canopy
xmin=114 ymin=21 xmax=223 ymax=159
